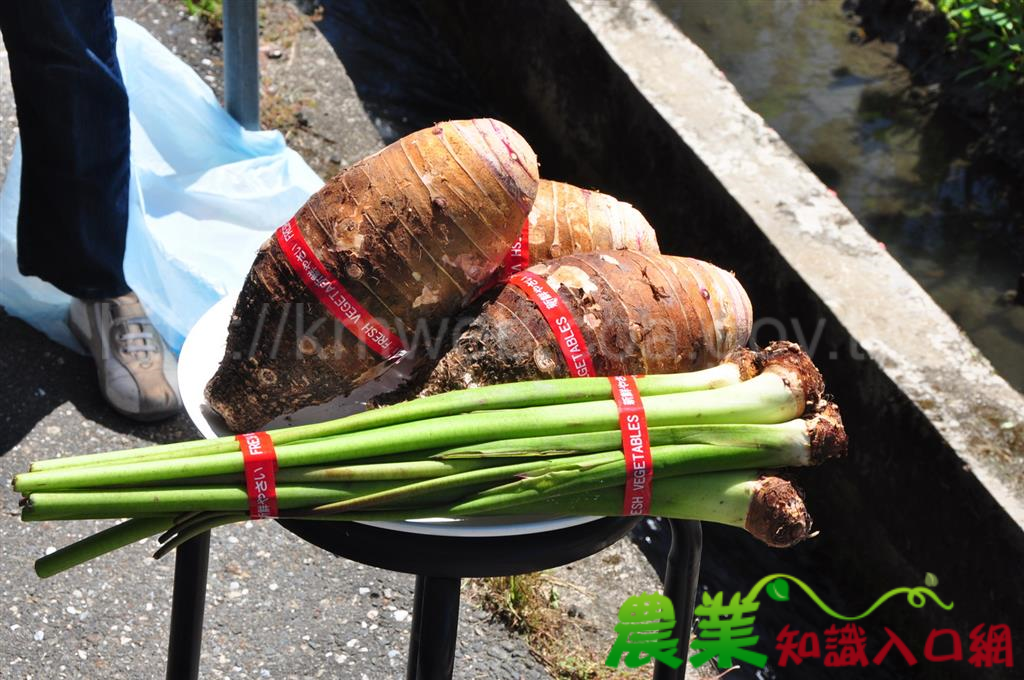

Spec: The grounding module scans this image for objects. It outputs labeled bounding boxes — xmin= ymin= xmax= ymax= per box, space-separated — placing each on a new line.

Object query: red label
xmin=276 ymin=219 xmax=406 ymax=361
xmin=237 ymin=432 xmax=278 ymax=519
xmin=473 ymin=218 xmax=531 ymax=299
xmin=608 ymin=375 xmax=652 ymax=516
xmin=507 ymin=270 xmax=595 ymax=377
xmin=498 ymin=218 xmax=531 ymax=284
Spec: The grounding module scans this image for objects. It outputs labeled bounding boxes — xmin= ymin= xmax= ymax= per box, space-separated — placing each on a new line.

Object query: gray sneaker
xmin=68 ymin=293 xmax=182 ymax=421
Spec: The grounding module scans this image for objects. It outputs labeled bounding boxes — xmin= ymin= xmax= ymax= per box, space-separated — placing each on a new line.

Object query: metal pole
xmin=654 ymin=520 xmax=702 ymax=680
xmin=222 ymin=0 xmax=260 ymax=130
xmin=165 ymin=532 xmax=212 ymax=680
xmin=407 ymin=575 xmax=461 ymax=680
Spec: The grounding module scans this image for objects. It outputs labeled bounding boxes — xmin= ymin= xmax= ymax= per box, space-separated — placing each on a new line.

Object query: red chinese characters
xmin=969 ymin=624 xmax=1014 ymax=668
xmin=823 ymin=624 xmax=869 ymax=668
xmin=872 ymin=628 xmax=918 ymax=666
xmin=776 ymin=624 xmax=821 ymax=666
xmin=775 ymin=624 xmax=1013 ymax=669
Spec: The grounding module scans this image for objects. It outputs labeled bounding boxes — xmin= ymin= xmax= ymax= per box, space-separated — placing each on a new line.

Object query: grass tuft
xmin=469 ymin=573 xmax=649 ymax=679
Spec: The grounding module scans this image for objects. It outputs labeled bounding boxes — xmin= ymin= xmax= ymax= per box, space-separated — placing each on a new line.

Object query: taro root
xmin=205 ymin=119 xmax=539 ymax=432
xmin=526 ymin=179 xmax=660 ymax=261
xmin=418 ymin=250 xmax=753 ymax=395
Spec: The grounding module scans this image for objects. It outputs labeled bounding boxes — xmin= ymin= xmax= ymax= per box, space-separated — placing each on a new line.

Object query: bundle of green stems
xmin=14 ymin=342 xmax=846 ymax=578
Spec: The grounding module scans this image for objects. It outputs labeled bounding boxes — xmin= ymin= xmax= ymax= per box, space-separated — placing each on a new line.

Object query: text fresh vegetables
xmin=205 ymin=119 xmax=539 ymax=433
xmin=15 ymin=342 xmax=846 ymax=578
xmin=418 ymin=250 xmax=753 ymax=395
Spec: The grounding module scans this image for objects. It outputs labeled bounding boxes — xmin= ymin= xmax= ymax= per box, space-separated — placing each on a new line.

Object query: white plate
xmin=177 ymin=294 xmax=599 ymax=537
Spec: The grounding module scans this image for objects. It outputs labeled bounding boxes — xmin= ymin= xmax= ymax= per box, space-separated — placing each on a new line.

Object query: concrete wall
xmin=419 ymin=0 xmax=1024 ymax=638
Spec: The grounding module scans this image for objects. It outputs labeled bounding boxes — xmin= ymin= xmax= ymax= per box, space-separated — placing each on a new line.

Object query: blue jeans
xmin=0 ymin=0 xmax=131 ymax=299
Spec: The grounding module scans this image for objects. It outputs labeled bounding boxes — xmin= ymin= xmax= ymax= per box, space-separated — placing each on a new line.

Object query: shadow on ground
xmin=0 ymin=306 xmax=199 ymax=457
xmin=302 ymin=0 xmax=485 ymax=142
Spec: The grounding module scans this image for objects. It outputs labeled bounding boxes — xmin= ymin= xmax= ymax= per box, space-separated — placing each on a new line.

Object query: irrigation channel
xmin=657 ymin=0 xmax=1024 ymax=393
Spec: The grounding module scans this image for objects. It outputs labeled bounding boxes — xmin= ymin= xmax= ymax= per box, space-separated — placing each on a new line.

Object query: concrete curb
xmin=570 ymin=0 xmax=1024 ymax=524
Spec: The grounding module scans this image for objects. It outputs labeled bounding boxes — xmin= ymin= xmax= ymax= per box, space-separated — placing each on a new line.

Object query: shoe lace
xmin=114 ymin=316 xmax=159 ymax=362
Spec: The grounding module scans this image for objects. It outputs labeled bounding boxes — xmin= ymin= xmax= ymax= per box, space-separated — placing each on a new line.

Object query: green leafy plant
xmin=937 ymin=0 xmax=1024 ymax=89
xmin=182 ymin=0 xmax=224 ymax=40
xmin=183 ymin=0 xmax=223 ymax=20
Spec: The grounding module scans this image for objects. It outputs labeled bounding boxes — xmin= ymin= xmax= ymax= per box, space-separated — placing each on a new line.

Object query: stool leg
xmin=406 ymin=575 xmax=461 ymax=680
xmin=406 ymin=575 xmax=427 ymax=679
xmin=166 ymin=531 xmax=211 ymax=680
xmin=654 ymin=520 xmax=702 ymax=680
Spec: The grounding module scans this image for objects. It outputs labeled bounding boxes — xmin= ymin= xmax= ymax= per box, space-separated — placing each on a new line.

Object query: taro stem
xmin=440 ymin=413 xmax=844 ymax=517
xmin=13 ymin=346 xmax=821 ymax=494
xmin=313 ymin=408 xmax=844 ymax=515
xmin=304 ymin=471 xmax=814 ymax=548
xmin=435 ymin=404 xmax=845 ymax=462
xmin=308 ymin=431 xmax=822 ymax=516
xmin=34 ymin=517 xmax=175 ymax=579
xmin=35 ymin=471 xmax=811 ymax=578
xmin=21 ymin=482 xmax=401 ymax=522
xmin=29 ymin=349 xmax=757 ymax=472
xmin=461 ymin=472 xmax=815 ymax=548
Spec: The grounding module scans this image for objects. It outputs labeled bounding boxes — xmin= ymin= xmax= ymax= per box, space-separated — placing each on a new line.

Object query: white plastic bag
xmin=0 ymin=17 xmax=324 ymax=353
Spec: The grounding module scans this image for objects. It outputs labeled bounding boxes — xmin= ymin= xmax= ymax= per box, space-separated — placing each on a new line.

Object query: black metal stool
xmin=165 ymin=518 xmax=702 ymax=679
xmin=166 ymin=7 xmax=704 ymax=678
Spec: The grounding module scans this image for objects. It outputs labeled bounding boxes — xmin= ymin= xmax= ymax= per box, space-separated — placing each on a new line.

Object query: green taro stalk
xmin=12 ymin=344 xmax=819 ymax=494
xmin=28 ymin=350 xmax=756 ymax=472
xmin=33 ymin=471 xmax=813 ymax=577
xmin=19 ymin=405 xmax=843 ymax=521
xmin=19 ymin=343 xmax=838 ymax=580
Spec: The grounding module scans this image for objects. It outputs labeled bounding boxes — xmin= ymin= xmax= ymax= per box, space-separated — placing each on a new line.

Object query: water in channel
xmin=655 ymin=0 xmax=1024 ymax=392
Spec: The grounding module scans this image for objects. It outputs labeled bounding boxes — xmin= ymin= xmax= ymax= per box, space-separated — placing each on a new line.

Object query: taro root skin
xmin=419 ymin=250 xmax=753 ymax=395
xmin=527 ymin=179 xmax=660 ymax=260
xmin=205 ymin=119 xmax=539 ymax=433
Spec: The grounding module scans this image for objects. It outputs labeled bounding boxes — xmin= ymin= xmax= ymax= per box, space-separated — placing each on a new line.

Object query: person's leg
xmin=0 ymin=0 xmax=130 ymax=299
xmin=1 ymin=1 xmax=181 ymax=420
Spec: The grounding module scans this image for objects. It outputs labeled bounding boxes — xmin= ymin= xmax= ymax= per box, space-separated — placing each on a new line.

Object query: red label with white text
xmin=276 ymin=219 xmax=406 ymax=361
xmin=237 ymin=432 xmax=279 ymax=519
xmin=608 ymin=375 xmax=652 ymax=516
xmin=499 ymin=218 xmax=531 ymax=284
xmin=507 ymin=270 xmax=595 ymax=377
xmin=473 ymin=218 xmax=531 ymax=299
